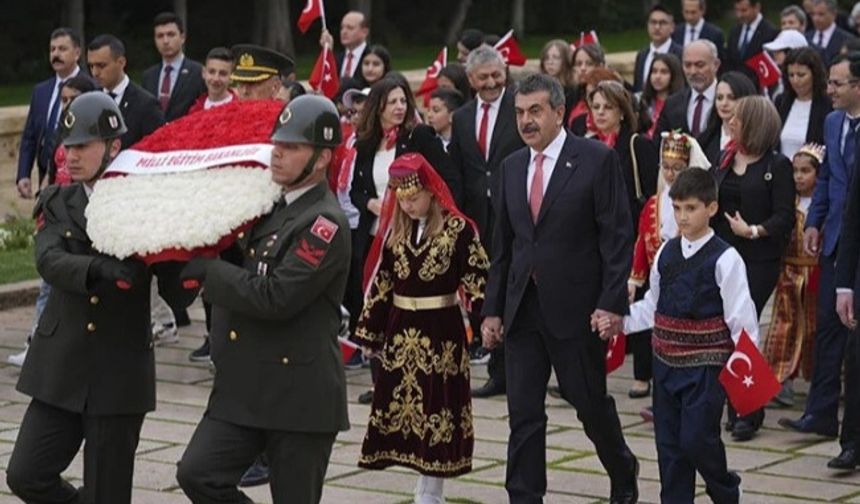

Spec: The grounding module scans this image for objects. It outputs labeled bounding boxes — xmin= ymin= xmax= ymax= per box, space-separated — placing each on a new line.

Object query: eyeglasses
xmin=827 ymin=78 xmax=859 ymax=87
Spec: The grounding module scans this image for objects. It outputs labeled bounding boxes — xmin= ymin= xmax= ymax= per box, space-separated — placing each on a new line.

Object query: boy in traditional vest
xmin=596 ymin=168 xmax=759 ymax=503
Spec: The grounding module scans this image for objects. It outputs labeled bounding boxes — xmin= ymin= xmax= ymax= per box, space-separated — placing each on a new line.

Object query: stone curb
xmin=0 ymin=279 xmax=40 ymax=311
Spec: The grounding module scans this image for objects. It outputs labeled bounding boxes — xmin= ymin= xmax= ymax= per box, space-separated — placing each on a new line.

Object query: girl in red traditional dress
xmin=355 ymin=153 xmax=488 ymax=504
xmin=763 ymin=143 xmax=823 ymax=406
xmin=629 ymin=131 xmax=710 ymax=408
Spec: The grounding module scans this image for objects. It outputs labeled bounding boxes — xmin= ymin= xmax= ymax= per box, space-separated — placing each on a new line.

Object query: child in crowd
xmin=187 ymin=47 xmax=236 ymax=114
xmin=425 ymin=88 xmax=464 ymax=151
xmin=764 ymin=143 xmax=824 ymax=406
xmin=596 ymin=169 xmax=759 ymax=503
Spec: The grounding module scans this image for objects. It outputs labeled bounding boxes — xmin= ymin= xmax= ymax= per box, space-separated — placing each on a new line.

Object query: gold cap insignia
xmin=279 ymin=107 xmax=292 ymax=125
xmin=63 ymin=111 xmax=75 ymax=129
xmin=239 ymin=53 xmax=255 ymax=68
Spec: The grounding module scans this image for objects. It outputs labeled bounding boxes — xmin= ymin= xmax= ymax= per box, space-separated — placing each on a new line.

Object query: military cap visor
xmin=231 ymin=44 xmax=296 ymax=83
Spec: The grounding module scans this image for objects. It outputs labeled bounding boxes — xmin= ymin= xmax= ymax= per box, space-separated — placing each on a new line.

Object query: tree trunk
xmin=173 ymin=0 xmax=188 ymax=27
xmin=445 ymin=0 xmax=473 ymax=46
xmin=252 ymin=0 xmax=266 ymax=44
xmin=350 ymin=0 xmax=373 ymax=17
xmin=511 ymin=0 xmax=525 ymax=36
xmin=264 ymin=0 xmax=295 ymax=58
xmin=68 ymin=0 xmax=85 ymax=45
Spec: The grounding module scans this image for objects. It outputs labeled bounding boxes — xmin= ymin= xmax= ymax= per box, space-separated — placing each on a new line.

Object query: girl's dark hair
xmin=355 ymin=76 xmax=418 ymax=152
xmin=641 ymin=53 xmax=684 ymax=106
xmin=782 ymin=47 xmax=828 ymax=102
xmin=62 ymin=75 xmax=97 ymax=94
xmin=358 ymin=44 xmax=392 ymax=86
xmin=438 ymin=63 xmax=473 ymax=101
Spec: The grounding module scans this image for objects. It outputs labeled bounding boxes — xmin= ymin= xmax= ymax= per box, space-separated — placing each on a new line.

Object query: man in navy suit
xmin=142 ymin=12 xmax=206 ymax=122
xmin=634 ymin=4 xmax=684 ymax=92
xmin=807 ymin=0 xmax=857 ymax=65
xmin=724 ymin=0 xmax=778 ymax=82
xmin=16 ymin=28 xmax=82 ymax=199
xmin=482 ymin=73 xmax=639 ymax=504
xmin=672 ymin=0 xmax=726 ymax=60
xmin=87 ymin=35 xmax=164 ymax=150
xmin=319 ymin=11 xmax=370 ymax=80
xmin=780 ymin=53 xmax=860 ymax=442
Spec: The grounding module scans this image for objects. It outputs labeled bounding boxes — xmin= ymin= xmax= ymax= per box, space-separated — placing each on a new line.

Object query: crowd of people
xmin=12 ymin=0 xmax=860 ymax=502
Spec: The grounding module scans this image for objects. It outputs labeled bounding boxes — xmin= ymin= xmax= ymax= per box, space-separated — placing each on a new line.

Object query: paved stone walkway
xmin=0 ymin=302 xmax=856 ymax=503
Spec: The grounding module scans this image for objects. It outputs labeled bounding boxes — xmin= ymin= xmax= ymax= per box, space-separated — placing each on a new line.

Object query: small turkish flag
xmin=605 ymin=332 xmax=626 ymax=374
xmin=309 ymin=46 xmax=340 ymax=99
xmin=339 ymin=336 xmax=360 ymax=363
xmin=719 ymin=329 xmax=781 ymax=416
xmin=745 ymin=51 xmax=782 ymax=88
xmin=573 ymin=30 xmax=600 ymax=49
xmin=297 ymin=0 xmax=323 ymax=34
xmin=416 ymin=47 xmax=448 ymax=107
xmin=494 ymin=29 xmax=527 ymax=66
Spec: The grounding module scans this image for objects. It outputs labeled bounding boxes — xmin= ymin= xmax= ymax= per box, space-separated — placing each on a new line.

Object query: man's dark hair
xmin=669 ymin=168 xmax=718 ymax=204
xmin=515 ymin=73 xmax=565 ymax=109
xmin=206 ymin=46 xmax=233 ymax=64
xmin=430 ymin=88 xmax=465 ymax=112
xmin=153 ymin=11 xmax=185 ymax=33
xmin=62 ymin=75 xmax=97 ymax=94
xmin=87 ymin=34 xmax=126 ymax=58
xmin=459 ymin=29 xmax=485 ymax=51
xmin=50 ymin=27 xmax=81 ymax=48
xmin=649 ymin=4 xmax=673 ymax=19
xmin=832 ymin=51 xmax=860 ymax=78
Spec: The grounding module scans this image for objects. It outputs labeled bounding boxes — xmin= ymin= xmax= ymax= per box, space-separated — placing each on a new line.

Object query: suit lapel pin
xmin=565 ymin=161 xmax=572 ymax=168
xmin=764 ymin=172 xmax=773 ymax=181
xmin=181 ymin=68 xmax=189 ymax=74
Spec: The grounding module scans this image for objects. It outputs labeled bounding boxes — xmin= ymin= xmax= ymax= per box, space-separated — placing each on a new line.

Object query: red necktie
xmin=343 ymin=51 xmax=354 ymax=78
xmin=529 ymin=153 xmax=545 ymax=222
xmin=159 ymin=64 xmax=173 ymax=112
xmin=691 ymin=94 xmax=704 ymax=137
xmin=477 ymin=102 xmax=491 ymax=159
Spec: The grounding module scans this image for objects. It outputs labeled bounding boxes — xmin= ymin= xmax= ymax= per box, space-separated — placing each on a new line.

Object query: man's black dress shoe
xmin=609 ymin=457 xmax=639 ymax=504
xmin=828 ymin=449 xmax=860 ymax=470
xmin=472 ymin=378 xmax=506 ymax=398
xmin=778 ymin=415 xmax=838 ymax=438
xmin=238 ymin=457 xmax=270 ymax=487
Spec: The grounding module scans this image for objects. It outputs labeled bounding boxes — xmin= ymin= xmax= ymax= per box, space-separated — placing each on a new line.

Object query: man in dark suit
xmin=16 ymin=27 xmax=82 ymax=199
xmin=6 ymin=92 xmax=195 ymax=504
xmin=807 ymin=0 xmax=857 ymax=65
xmin=320 ymin=11 xmax=370 ymax=80
xmin=724 ymin=0 xmax=779 ymax=81
xmin=655 ymin=40 xmax=721 ymax=154
xmin=482 ymin=73 xmax=638 ymax=504
xmin=87 ymin=34 xmax=164 ymax=150
xmin=447 ymin=45 xmax=525 ymax=398
xmin=673 ymin=0 xmax=726 ymax=59
xmin=176 ymin=96 xmax=350 ymax=504
xmin=142 ymin=12 xmax=206 ymax=122
xmin=780 ymin=53 xmax=860 ymax=446
xmin=634 ymin=4 xmax=684 ymax=92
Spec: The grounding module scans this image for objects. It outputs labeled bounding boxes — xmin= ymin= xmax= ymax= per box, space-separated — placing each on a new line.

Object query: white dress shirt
xmin=204 ymin=93 xmax=235 ymax=110
xmin=738 ymin=13 xmax=764 ymax=50
xmin=106 ymin=74 xmax=131 ymax=104
xmin=341 ymin=41 xmax=367 ymax=78
xmin=813 ymin=23 xmax=837 ymax=49
xmin=642 ymin=38 xmax=674 ymax=88
xmin=370 ymin=148 xmax=395 ymax=235
xmin=685 ymin=19 xmax=706 ymax=46
xmin=474 ymin=90 xmax=506 ymax=159
xmin=686 ymin=80 xmax=716 ymax=134
xmin=624 ymin=229 xmax=761 ymax=347
xmin=526 ymin=129 xmax=567 ymax=198
xmin=46 ymin=65 xmax=81 ymax=127
xmin=780 ymin=99 xmax=812 ymax=159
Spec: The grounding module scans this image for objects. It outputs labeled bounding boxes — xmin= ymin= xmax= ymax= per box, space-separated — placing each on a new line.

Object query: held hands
xmin=481 ymin=316 xmax=504 ymax=349
xmin=803 ymin=227 xmax=821 ymax=256
xmin=724 ymin=211 xmax=752 ymax=238
xmin=837 ymin=291 xmax=858 ymax=330
xmin=590 ymin=309 xmax=622 ymax=340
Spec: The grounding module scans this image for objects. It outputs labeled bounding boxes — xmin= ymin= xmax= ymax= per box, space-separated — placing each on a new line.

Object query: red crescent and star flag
xmin=573 ymin=30 xmax=600 ymax=49
xmin=298 ymin=0 xmax=325 ymax=33
xmin=605 ymin=332 xmax=626 ymax=374
xmin=416 ymin=47 xmax=448 ymax=107
xmin=745 ymin=51 xmax=782 ymax=88
xmin=309 ymin=45 xmax=340 ymax=99
xmin=494 ymin=29 xmax=527 ymax=66
xmin=719 ymin=329 xmax=781 ymax=416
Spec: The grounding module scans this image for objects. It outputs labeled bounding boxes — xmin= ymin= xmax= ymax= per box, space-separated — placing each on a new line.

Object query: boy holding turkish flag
xmin=595 ymin=169 xmax=760 ymax=503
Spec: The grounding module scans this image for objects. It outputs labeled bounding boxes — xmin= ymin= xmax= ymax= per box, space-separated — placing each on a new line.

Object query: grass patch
xmin=0 ymin=247 xmax=38 ymax=285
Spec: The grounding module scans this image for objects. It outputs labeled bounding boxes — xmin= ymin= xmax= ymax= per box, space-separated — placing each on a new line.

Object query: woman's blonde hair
xmin=734 ymin=96 xmax=781 ymax=157
xmin=539 ymin=39 xmax=575 ymax=87
xmin=386 ymin=192 xmax=446 ymax=249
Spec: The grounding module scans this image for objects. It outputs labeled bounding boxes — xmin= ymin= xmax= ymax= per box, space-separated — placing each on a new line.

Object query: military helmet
xmin=271 ymin=95 xmax=341 ymax=149
xmin=61 ymin=91 xmax=127 ymax=147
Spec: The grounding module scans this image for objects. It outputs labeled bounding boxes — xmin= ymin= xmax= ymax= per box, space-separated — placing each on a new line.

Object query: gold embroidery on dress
xmin=359 ymin=450 xmax=472 ymax=474
xmin=461 ymin=273 xmax=486 ymax=301
xmin=360 ymin=270 xmax=393 ymax=322
xmin=467 ymin=237 xmax=490 ymax=270
xmin=369 ymin=327 xmax=460 ymax=444
xmin=460 ymin=403 xmax=474 ymax=439
xmin=391 ymin=241 xmax=411 ymax=279
xmin=417 ymin=217 xmax=465 ymax=282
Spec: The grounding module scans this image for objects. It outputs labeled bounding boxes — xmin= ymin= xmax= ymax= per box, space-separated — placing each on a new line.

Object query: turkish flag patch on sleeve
xmin=295 ymin=237 xmax=328 ymax=268
xmin=310 ymin=215 xmax=339 ymax=243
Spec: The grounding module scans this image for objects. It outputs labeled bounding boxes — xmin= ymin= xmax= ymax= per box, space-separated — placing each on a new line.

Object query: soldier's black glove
xmin=180 ymin=257 xmax=214 ymax=289
xmin=88 ymin=256 xmax=147 ymax=290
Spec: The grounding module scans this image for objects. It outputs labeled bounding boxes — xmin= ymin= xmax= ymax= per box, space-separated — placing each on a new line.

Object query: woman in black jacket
xmin=775 ymin=47 xmax=832 ymax=158
xmin=712 ymin=95 xmax=796 ymax=442
xmin=701 ymin=71 xmax=758 ymax=167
